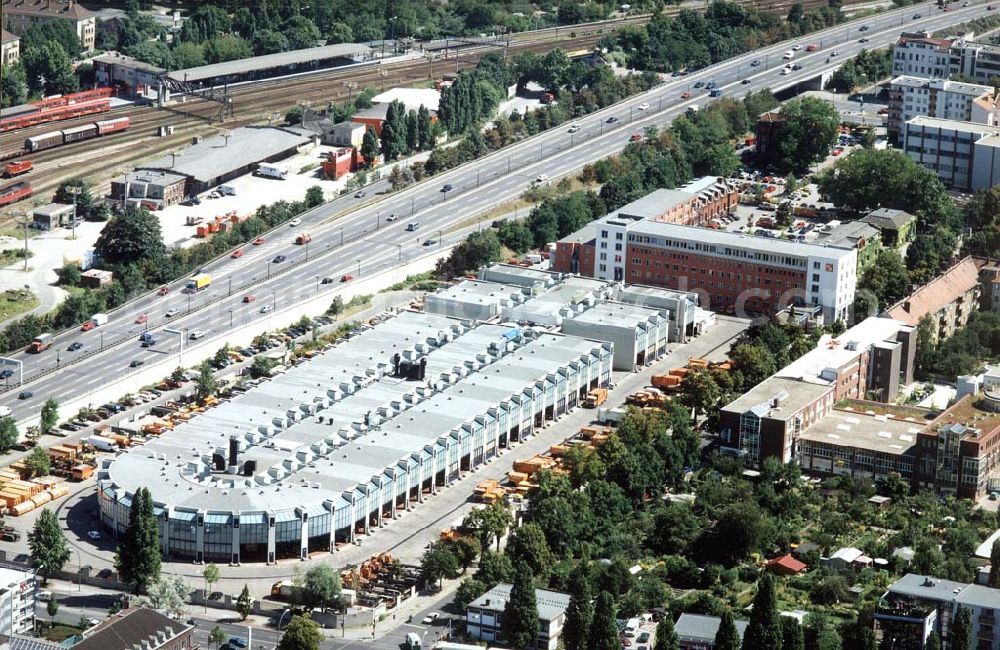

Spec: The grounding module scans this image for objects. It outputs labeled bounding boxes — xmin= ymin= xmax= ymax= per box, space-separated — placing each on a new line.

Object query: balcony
xmin=876 ymin=602 xmax=934 ymax=622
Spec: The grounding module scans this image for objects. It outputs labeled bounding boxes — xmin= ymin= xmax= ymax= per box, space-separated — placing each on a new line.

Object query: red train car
xmin=0 ymin=182 xmax=32 ymax=207
xmin=0 ymin=88 xmax=114 ymax=132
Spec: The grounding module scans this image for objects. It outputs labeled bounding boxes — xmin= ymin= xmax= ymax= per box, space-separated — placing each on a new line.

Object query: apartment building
xmin=885 ymin=257 xmax=984 ymax=345
xmin=913 ymin=395 xmax=1000 ymax=500
xmin=861 ymin=208 xmax=917 ymax=250
xmin=0 ymin=566 xmax=36 ymax=638
xmin=902 ymin=115 xmax=1000 ymax=189
xmin=892 ymin=33 xmax=953 ymax=78
xmin=950 ymin=38 xmax=1000 ymax=84
xmin=1 ymin=30 xmax=19 ymax=65
xmin=876 ymin=574 xmax=1000 ymax=649
xmin=466 ymin=583 xmax=571 ymax=650
xmin=1 ymin=0 xmax=96 ymax=52
xmin=887 ymin=76 xmax=993 ymax=139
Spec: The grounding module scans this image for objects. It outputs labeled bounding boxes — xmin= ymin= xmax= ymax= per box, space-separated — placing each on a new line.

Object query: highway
xmin=0 ymin=0 xmax=985 ymax=422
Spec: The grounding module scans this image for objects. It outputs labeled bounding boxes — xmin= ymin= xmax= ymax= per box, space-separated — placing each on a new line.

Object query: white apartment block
xmin=0 ymin=566 xmax=36 ymax=637
xmin=888 ymin=76 xmax=994 ymax=137
xmin=903 ymin=115 xmax=1000 ymax=190
xmin=892 ymin=33 xmax=953 ymax=78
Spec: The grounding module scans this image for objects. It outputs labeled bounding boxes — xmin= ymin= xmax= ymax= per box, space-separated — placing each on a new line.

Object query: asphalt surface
xmin=0 ymin=0 xmax=985 ymax=423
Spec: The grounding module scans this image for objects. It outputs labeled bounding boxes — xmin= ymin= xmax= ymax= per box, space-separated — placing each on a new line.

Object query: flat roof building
xmin=31 ymin=202 xmax=75 ymax=231
xmin=466 ymin=583 xmax=571 ymax=650
xmin=887 ymin=75 xmax=993 ymax=138
xmin=371 ymin=87 xmax=441 ymax=112
xmin=675 ymin=613 xmax=749 ymax=650
xmin=797 ymin=409 xmax=922 ymax=481
xmin=903 ymin=115 xmax=1000 ymax=190
xmin=876 ymin=574 xmax=1000 ymax=648
xmin=98 ymin=311 xmax=613 ymax=564
xmin=110 ymin=169 xmax=188 ymax=209
xmin=561 ymin=300 xmax=669 ymax=371
xmin=424 ymin=280 xmax=529 ymax=321
xmin=0 ymin=566 xmax=36 ymax=638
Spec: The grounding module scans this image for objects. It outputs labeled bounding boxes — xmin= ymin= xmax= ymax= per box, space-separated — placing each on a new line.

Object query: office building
xmin=0 ymin=566 xmax=36 ymax=638
xmin=1 ymin=0 xmax=95 ymax=52
xmin=466 ymin=583 xmax=570 ymax=650
xmin=876 ymin=574 xmax=1000 ymax=649
xmin=902 ymin=115 xmax=1000 ymax=189
xmin=887 ymin=76 xmax=994 ymax=139
xmin=98 ymin=311 xmax=613 ymax=564
xmin=885 ymin=257 xmax=983 ymax=345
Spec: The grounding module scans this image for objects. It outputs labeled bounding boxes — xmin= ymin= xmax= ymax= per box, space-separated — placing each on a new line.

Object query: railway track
xmin=0 ymin=0 xmax=877 ymax=220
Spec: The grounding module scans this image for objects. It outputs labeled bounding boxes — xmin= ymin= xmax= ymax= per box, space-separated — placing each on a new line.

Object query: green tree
xmin=173 ymin=42 xmax=207 ymax=68
xmin=588 ymin=591 xmax=621 ymax=650
xmin=506 ymin=523 xmax=552 ymax=578
xmin=924 ymin=631 xmax=941 ymax=650
xmin=115 ymin=487 xmax=161 ymax=593
xmin=563 ymin=571 xmax=594 ymax=650
xmin=142 ymin=574 xmax=190 ymax=615
xmin=204 ymin=35 xmax=253 ymax=64
xmin=28 ymin=509 xmax=70 ymax=584
xmin=196 ymin=359 xmax=217 ymax=401
xmin=475 ymin=550 xmax=515 ymax=585
xmin=771 ymin=97 xmax=839 ymax=173
xmin=654 ymin=616 xmax=680 ymax=650
xmin=781 ymin=616 xmax=804 ymax=650
xmin=249 ymin=356 xmax=277 ymax=379
xmin=327 ymin=22 xmax=354 ymax=44
xmin=94 ymin=206 xmax=165 ymax=266
xmin=420 ymin=542 xmax=460 ymax=590
xmin=361 ymin=126 xmax=381 ymax=167
xmin=0 ymin=416 xmax=19 ymax=452
xmin=743 ymin=574 xmax=782 ymax=650
xmin=24 ymin=446 xmax=50 ymax=478
xmin=952 ymin=606 xmax=972 ymax=650
xmin=455 ymin=577 xmax=487 ymax=610
xmin=301 ymin=565 xmax=341 ymax=610
xmin=202 ymin=563 xmax=220 ymax=612
xmin=715 ymin=609 xmax=742 ymax=650
xmin=679 ymin=370 xmax=722 ymax=421
xmin=450 ymin=535 xmax=481 ymax=572
xmin=21 ymin=41 xmax=79 ymax=96
xmin=497 ymin=220 xmax=534 ymax=254
xmin=464 ymin=499 xmax=512 ymax=550
xmin=209 ymin=625 xmax=227 ymax=649
xmin=40 ymin=397 xmax=59 ymax=434
xmin=0 ymin=62 xmax=28 ymax=109
xmin=380 ymin=100 xmax=409 ymax=161
xmin=46 ymin=597 xmax=59 ymax=617
xmin=283 ymin=15 xmax=321 ymax=49
xmin=501 ymin=561 xmax=539 ymax=650
xmin=304 ymin=186 xmax=325 ymax=209
xmin=437 ymin=230 xmax=503 ymax=277
xmin=418 ymin=104 xmax=436 ymax=150
xmin=278 ymin=614 xmax=323 ymax=650
xmin=236 ymin=584 xmax=252 ymax=620
xmin=990 ymin=540 xmax=1000 ymax=588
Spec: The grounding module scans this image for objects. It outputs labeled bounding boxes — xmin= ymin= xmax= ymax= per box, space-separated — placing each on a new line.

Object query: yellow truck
xmin=186 ymin=273 xmax=212 ymax=292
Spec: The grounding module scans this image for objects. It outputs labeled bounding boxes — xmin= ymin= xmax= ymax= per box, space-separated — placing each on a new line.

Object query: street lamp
xmin=395 ymin=244 xmax=402 ymax=261
xmin=356 ymin=258 xmax=361 ymax=277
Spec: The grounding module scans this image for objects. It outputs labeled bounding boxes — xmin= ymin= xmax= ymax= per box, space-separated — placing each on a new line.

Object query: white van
xmin=37 ymin=591 xmax=52 ymax=602
xmin=406 ymin=222 xmax=420 ymax=232
xmin=219 ymin=184 xmax=237 ymax=196
xmin=405 ymin=632 xmax=421 ymax=649
xmin=624 ymin=617 xmax=641 ymax=637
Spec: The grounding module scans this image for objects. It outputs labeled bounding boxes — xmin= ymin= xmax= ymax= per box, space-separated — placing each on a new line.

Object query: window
xmin=811 ymin=284 xmax=819 ymax=293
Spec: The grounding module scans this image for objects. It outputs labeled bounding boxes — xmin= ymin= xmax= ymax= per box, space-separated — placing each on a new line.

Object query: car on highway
xmin=227 ymin=639 xmax=248 ymax=649
xmin=68 ymin=342 xmax=83 ymax=351
xmin=829 ymin=50 xmax=839 ymax=57
xmin=321 ymin=277 xmax=334 ymax=284
xmin=741 ymin=79 xmax=751 ymax=85
xmin=231 ymin=249 xmax=244 ymax=258
xmin=422 ymin=612 xmax=441 ymax=625
xmin=782 ymin=50 xmax=794 ymax=59
xmin=385 ymin=213 xmax=398 ymax=222
xmin=793 ymin=44 xmax=803 ymax=50
xmin=859 ymin=24 xmax=869 ymax=31
xmin=272 ymin=255 xmax=286 ymax=263
xmin=705 ymin=81 xmax=715 ymax=89
xmin=859 ymin=37 xmax=869 ymax=43
xmin=165 ymin=308 xmax=179 ymax=318
xmin=693 ymin=81 xmax=704 ymax=88
xmin=260 ymin=305 xmax=273 ymax=314
xmin=243 ymin=294 xmax=256 ymax=303
xmin=252 ymin=237 xmax=266 ymax=245
xmin=158 ymin=286 xmax=169 ymax=295
xmin=80 ymin=321 xmax=95 ymax=332
xmin=806 ymin=43 xmax=818 ymax=51
xmin=0 ymin=369 xmax=12 ymax=380
xmin=354 ymin=191 xmax=366 ymax=198
xmin=989 ymin=5 xmax=995 ymax=9
xmin=750 ymin=59 xmax=760 ymax=67
xmin=441 ymin=184 xmax=453 ymax=192
xmin=605 ymin=116 xmax=619 ymax=123
xmin=681 ymin=91 xmax=691 ymax=99
xmin=288 ymin=218 xmax=301 ymax=226
xmin=913 ymin=12 xmax=921 ymax=17
xmin=422 ymin=239 xmax=436 ymax=246
xmin=135 ymin=313 xmax=147 ymax=324
xmin=129 ymin=360 xmax=144 ymax=368
xmin=568 ymin=124 xmax=581 ymax=133
xmin=18 ymin=391 xmax=32 ymax=400
xmin=189 ymin=330 xmax=206 ymax=340
xmin=87 ymin=530 xmax=101 ymax=540
xmin=637 ymin=102 xmax=649 ymax=110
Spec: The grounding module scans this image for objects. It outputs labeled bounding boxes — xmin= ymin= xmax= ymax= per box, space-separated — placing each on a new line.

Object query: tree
xmin=989 ymin=540 xmax=1000 ymax=588
xmin=437 ymin=230 xmax=503 ymax=277
xmin=588 ymin=591 xmax=621 ymax=650
xmin=301 ymin=565 xmax=341 ymax=610
xmin=21 ymin=42 xmax=78 ymax=96
xmin=24 ymin=446 xmax=51 ymax=478
xmin=421 ymin=543 xmax=460 ymax=590
xmin=28 ymin=509 xmax=70 ymax=584
xmin=361 ymin=126 xmax=381 ymax=167
xmin=743 ymin=574 xmax=782 ymax=650
xmin=924 ymin=631 xmax=941 ymax=650
xmin=506 ymin=523 xmax=552 ymax=578
xmin=952 ymin=606 xmax=972 ymax=650
xmin=46 ymin=597 xmax=59 ymax=617
xmin=654 ymin=616 xmax=680 ymax=650
xmin=464 ymin=500 xmax=512 ymax=550
xmin=236 ymin=584 xmax=252 ymax=620
xmin=475 ymin=550 xmax=515 ymax=586
xmin=563 ymin=571 xmax=594 ymax=650
xmin=115 ymin=487 xmax=161 ymax=593
xmin=304 ymin=186 xmax=325 ymax=209
xmin=450 ymin=535 xmax=481 ymax=572
xmin=380 ymin=100 xmax=409 ymax=161
xmin=204 ymin=35 xmax=253 ymax=64
xmin=202 ymin=563 xmax=220 ymax=612
xmin=283 ymin=15 xmax=321 ymax=49
xmin=0 ymin=416 xmax=19 ymax=452
xmin=781 ymin=616 xmax=804 ymax=650
xmin=94 ymin=206 xmax=165 ymax=266
xmin=209 ymin=625 xmax=227 ymax=649
xmin=142 ymin=575 xmax=190 ymax=615
xmin=249 ymin=356 xmax=277 ymax=379
xmin=0 ymin=63 xmax=28 ymax=109
xmin=196 ymin=359 xmax=217 ymax=401
xmin=278 ymin=614 xmax=323 ymax=650
xmin=455 ymin=577 xmax=487 ymax=610
xmin=502 ymin=562 xmax=539 ymax=650
xmin=39 ymin=397 xmax=59 ymax=434
xmin=678 ymin=370 xmax=722 ymax=421
xmin=715 ymin=610 xmax=742 ymax=650
xmin=771 ymin=97 xmax=839 ymax=173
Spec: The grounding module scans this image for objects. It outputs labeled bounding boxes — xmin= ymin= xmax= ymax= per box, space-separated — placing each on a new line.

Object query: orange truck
xmin=3 ymin=161 xmax=32 ymax=178
xmin=295 ymin=233 xmax=312 ymax=245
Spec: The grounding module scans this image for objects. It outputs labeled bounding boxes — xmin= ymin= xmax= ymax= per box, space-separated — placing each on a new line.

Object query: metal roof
xmin=468 ymin=583 xmax=571 ymax=621
xmin=167 ymin=43 xmax=372 ymax=83
xmin=675 ymin=614 xmax=748 ymax=642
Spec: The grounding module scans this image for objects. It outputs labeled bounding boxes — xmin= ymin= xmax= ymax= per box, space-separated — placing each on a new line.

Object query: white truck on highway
xmin=90 ymin=313 xmax=108 ymax=327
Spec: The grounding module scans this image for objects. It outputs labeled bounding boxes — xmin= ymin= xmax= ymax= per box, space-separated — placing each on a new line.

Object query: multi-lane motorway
xmin=0 ymin=0 xmax=985 ymax=422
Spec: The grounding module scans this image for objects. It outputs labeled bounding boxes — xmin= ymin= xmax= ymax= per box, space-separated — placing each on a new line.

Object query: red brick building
xmin=913 ymin=395 xmax=1000 ymax=500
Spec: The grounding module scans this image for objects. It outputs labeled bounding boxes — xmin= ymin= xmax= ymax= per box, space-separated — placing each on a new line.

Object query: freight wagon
xmin=0 ymin=181 xmax=32 ymax=207
xmin=25 ymin=117 xmax=130 ymax=152
xmin=0 ymin=88 xmax=114 ymax=132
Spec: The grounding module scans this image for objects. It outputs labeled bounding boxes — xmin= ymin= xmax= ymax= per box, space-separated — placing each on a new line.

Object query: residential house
xmin=885 ymin=257 xmax=983 ymax=345
xmin=1 ymin=0 xmax=96 ymax=52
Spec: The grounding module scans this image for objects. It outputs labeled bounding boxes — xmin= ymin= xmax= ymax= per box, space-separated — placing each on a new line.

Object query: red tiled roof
xmin=1 ymin=30 xmax=18 ymax=44
xmin=897 ymin=34 xmax=952 ymax=48
xmin=1 ymin=0 xmax=94 ymax=20
xmin=765 ymin=554 xmax=807 ymax=574
xmin=886 ymin=257 xmax=983 ymax=326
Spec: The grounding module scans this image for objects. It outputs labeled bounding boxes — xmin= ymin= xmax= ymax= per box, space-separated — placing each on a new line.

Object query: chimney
xmin=227 ymin=436 xmax=238 ymax=474
xmin=903 ymin=300 xmax=911 ymax=313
